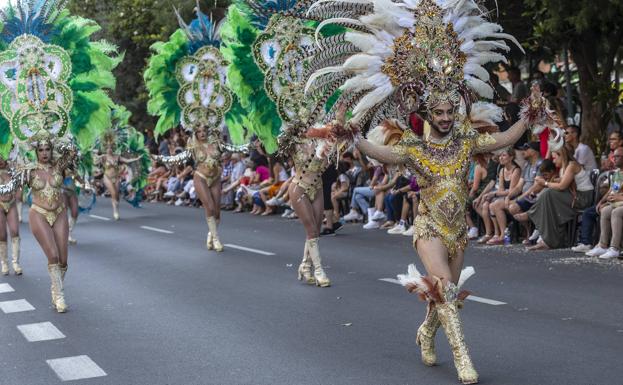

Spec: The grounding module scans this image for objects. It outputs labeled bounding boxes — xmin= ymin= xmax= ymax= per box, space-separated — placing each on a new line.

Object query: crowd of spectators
xmin=134 ymin=70 xmax=623 ymax=259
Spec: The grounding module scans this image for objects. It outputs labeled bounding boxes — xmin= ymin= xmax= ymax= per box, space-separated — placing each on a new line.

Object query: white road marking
xmin=89 ymin=215 xmax=110 ymax=221
xmin=0 ymin=299 xmax=35 ymax=313
xmin=140 ymin=226 xmax=174 ymax=234
xmin=0 ymin=283 xmax=14 ymax=294
xmin=465 ymin=295 xmax=506 ymax=306
xmin=47 ymin=355 xmax=107 ymax=381
xmin=17 ymin=322 xmax=66 ymax=342
xmin=379 ymin=278 xmax=507 ymax=306
xmin=224 ymin=244 xmax=275 ymax=256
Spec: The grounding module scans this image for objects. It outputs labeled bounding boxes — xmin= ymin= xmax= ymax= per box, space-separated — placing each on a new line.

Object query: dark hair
xmin=539 ymin=159 xmax=556 ymax=173
xmin=567 ymin=124 xmax=581 ymax=137
xmin=342 ymin=151 xmax=354 ymax=160
xmin=508 ymin=67 xmax=521 ymax=77
xmin=337 ymin=161 xmax=350 ymax=174
xmin=541 ymin=81 xmax=558 ymax=96
xmin=490 ymin=72 xmax=499 ymax=83
xmin=504 ymin=103 xmax=521 ymax=125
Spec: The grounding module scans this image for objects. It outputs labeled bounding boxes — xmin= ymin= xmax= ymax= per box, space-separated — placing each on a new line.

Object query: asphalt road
xmin=1 ymin=199 xmax=622 ymax=385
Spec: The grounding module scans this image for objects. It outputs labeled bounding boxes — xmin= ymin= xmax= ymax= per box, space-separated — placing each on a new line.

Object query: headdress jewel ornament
xmin=305 ymin=0 xmax=523 ymax=125
xmin=174 ymin=5 xmax=232 ymax=132
xmin=0 ymin=1 xmax=72 ymax=143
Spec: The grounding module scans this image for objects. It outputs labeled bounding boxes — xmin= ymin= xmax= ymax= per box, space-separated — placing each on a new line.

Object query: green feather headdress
xmin=0 ymin=0 xmax=121 ymax=159
xmin=144 ymin=7 xmax=243 ymax=142
xmin=219 ymin=0 xmax=343 ymax=154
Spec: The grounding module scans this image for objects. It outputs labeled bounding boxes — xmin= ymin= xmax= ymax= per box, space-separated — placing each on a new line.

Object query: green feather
xmin=144 ymin=29 xmax=188 ymax=138
xmin=220 ymin=4 xmax=283 ymax=153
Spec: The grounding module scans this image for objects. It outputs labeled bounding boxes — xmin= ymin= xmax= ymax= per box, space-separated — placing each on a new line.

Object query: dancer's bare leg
xmin=103 ymin=175 xmax=119 ymax=220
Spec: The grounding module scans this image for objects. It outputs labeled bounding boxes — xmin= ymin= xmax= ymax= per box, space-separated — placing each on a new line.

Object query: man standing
xmin=508 ymin=67 xmax=529 ymax=103
xmin=565 ymin=125 xmax=598 ymax=171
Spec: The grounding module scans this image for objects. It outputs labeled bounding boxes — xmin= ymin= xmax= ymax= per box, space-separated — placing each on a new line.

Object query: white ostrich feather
xmin=342 ymin=54 xmax=384 ymax=73
xmin=465 ymin=75 xmax=494 ymax=99
xmin=464 ymin=62 xmax=490 ymax=82
xmin=366 ymin=124 xmax=387 ymax=145
xmin=396 ymin=263 xmax=425 ymax=287
xmin=346 ymin=31 xmax=394 ymax=56
xmin=457 ymin=266 xmax=475 ymax=289
xmin=470 ymin=102 xmax=503 ymax=124
xmin=467 ymin=52 xmax=508 ymax=65
xmin=351 ymin=81 xmax=393 ymax=117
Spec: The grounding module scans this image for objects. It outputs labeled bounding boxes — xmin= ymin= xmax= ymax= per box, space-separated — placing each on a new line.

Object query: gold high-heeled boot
xmin=297 ymin=240 xmax=315 ymax=284
xmin=207 ymin=217 xmax=223 ymax=252
xmin=307 ymin=238 xmax=330 ymax=287
xmin=68 ymin=217 xmax=77 ymax=245
xmin=11 ymin=237 xmax=22 ymax=275
xmin=437 ymin=284 xmax=478 ymax=384
xmin=416 ymin=301 xmax=440 ymax=366
xmin=47 ymin=264 xmax=67 ymax=313
xmin=0 ymin=241 xmax=8 ymax=275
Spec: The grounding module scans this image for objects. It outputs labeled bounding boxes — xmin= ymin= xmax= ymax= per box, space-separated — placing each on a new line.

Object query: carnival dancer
xmin=305 ymin=0 xmax=562 ymax=381
xmin=97 ymin=140 xmax=143 ymax=221
xmin=145 ymin=6 xmax=245 ymax=252
xmin=0 ymin=0 xmax=120 ymax=312
xmin=219 ymin=0 xmax=347 ymax=286
xmin=0 ymin=155 xmax=21 ymax=275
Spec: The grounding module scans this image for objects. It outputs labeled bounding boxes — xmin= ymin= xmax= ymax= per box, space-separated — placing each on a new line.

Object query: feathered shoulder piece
xmin=305 ymin=0 xmax=522 ymax=128
xmin=145 ymin=2 xmax=234 ymax=138
xmin=0 ymin=0 xmax=120 ymax=158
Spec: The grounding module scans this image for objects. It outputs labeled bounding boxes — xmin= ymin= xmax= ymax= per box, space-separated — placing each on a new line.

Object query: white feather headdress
xmin=305 ymin=0 xmax=523 ymax=126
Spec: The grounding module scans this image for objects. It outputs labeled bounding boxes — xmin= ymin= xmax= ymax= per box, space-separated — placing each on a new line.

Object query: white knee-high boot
xmin=307 ymin=238 xmax=330 ymax=287
xmin=11 ymin=237 xmax=21 ymax=275
xmin=207 ymin=217 xmax=223 ymax=252
xmin=0 ymin=241 xmax=8 ymax=275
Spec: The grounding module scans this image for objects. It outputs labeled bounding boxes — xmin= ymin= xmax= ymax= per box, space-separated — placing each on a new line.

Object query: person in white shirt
xmin=564 ymin=125 xmax=598 ymax=171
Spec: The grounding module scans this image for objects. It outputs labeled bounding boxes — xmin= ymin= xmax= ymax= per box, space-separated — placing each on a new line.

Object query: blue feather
xmin=241 ymin=0 xmax=299 ymax=28
xmin=174 ymin=2 xmax=222 ymax=54
xmin=0 ymin=0 xmax=62 ymax=44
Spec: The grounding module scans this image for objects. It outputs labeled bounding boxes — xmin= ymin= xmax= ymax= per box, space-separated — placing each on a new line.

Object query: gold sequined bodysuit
xmin=191 ymin=141 xmax=221 ymax=187
xmin=392 ymin=125 xmax=495 ymax=257
xmin=292 ymin=139 xmax=327 ymax=201
xmin=0 ymin=170 xmax=15 ymax=214
xmin=30 ymin=164 xmax=65 ymax=226
xmin=104 ymin=156 xmax=120 ymax=184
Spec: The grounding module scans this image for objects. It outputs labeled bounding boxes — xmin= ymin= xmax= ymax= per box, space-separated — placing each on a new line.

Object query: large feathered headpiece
xmin=0 ymin=0 xmax=121 ymax=158
xmin=305 ymin=0 xmax=522 ymax=126
xmin=220 ymin=0 xmax=343 ymax=153
xmin=145 ymin=2 xmax=234 ymax=137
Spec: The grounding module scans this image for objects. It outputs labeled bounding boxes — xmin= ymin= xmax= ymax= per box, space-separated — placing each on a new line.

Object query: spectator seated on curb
xmin=583 ymin=146 xmax=623 ymax=259
xmin=342 ymin=161 xmax=385 ymax=223
xmin=482 ymin=147 xmax=521 ymax=246
xmin=527 ymin=145 xmax=594 ymax=251
xmin=259 ymin=159 xmax=290 ymax=216
xmin=509 ymin=159 xmax=556 ymax=244
xmin=466 ymin=154 xmax=498 ymax=240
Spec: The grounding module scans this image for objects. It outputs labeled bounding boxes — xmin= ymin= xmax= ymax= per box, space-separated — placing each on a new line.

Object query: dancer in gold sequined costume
xmin=306 ymin=0 xmax=561 ymax=382
xmin=0 ymin=156 xmax=21 ymax=276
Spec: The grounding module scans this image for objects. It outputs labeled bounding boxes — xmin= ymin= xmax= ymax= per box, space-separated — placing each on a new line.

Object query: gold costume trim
xmin=0 ymin=199 xmax=14 ymax=214
xmin=394 ymin=123 xmax=493 ymax=258
xmin=31 ymin=204 xmax=65 ymax=226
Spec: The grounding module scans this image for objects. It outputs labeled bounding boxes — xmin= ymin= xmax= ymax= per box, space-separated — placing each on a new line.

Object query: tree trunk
xmin=569 ymin=39 xmax=609 ymax=155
